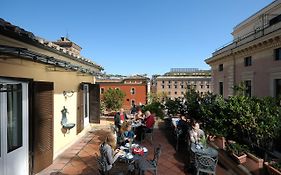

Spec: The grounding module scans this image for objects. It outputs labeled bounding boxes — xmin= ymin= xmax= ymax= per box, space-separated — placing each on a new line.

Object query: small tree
xmin=184 ymin=88 xmax=202 ymax=120
xmin=102 ymin=89 xmax=125 ymax=111
xmin=143 ymin=102 xmax=164 ymax=119
xmin=165 ymin=98 xmax=183 ymax=116
xmin=148 ymin=92 xmax=168 ymax=104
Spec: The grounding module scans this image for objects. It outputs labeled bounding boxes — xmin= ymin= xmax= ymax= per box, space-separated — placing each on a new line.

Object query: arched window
xmin=131 ymin=87 xmax=135 ymax=95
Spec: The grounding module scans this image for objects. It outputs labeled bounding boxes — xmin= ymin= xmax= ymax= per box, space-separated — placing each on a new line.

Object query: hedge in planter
xmin=226 ymin=142 xmax=248 ymax=164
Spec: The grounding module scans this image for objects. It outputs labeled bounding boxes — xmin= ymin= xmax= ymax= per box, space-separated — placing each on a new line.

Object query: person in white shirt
xmin=189 ymin=121 xmax=205 ymax=144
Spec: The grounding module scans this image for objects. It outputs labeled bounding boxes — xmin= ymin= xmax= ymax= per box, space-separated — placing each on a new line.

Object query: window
xmin=187 ymin=85 xmax=191 ymax=89
xmin=269 ymin=14 xmax=281 ymax=26
xmin=168 ymin=85 xmax=171 ymax=89
xmin=100 ymin=88 xmax=104 ymax=94
xmin=219 ymin=82 xmax=223 ymax=96
xmin=244 ymin=80 xmax=251 ymax=97
xmin=174 ymin=85 xmax=177 ymax=89
xmin=244 ymin=56 xmax=252 ymax=66
xmin=168 ymin=81 xmax=171 ymax=84
xmin=181 ymin=85 xmax=184 ymax=89
xmin=207 ymin=85 xmax=210 ymax=89
xmin=193 ymin=85 xmax=197 ymax=88
xmin=162 ymin=85 xmax=164 ymax=89
xmin=219 ymin=64 xmax=223 ymax=71
xmin=131 ymin=100 xmax=135 ymax=106
xmin=7 ymin=84 xmax=23 ymax=152
xmin=115 ymin=87 xmax=120 ymax=90
xmin=201 ymin=85 xmax=203 ymax=89
xmin=130 ymin=88 xmax=135 ymax=95
xmin=174 ymin=81 xmax=177 ymax=84
xmin=175 ymin=91 xmax=177 ymax=95
xmin=168 ymin=91 xmax=171 ymax=95
xmin=83 ymin=84 xmax=89 ymax=119
xmin=181 ymin=91 xmax=184 ymax=95
xmin=275 ymin=79 xmax=281 ymax=98
xmin=162 ymin=81 xmax=164 ymax=84
xmin=274 ymin=48 xmax=281 ymax=61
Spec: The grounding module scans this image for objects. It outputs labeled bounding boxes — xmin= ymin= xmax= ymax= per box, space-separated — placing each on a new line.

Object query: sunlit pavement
xmin=38 ymin=120 xmax=230 ymax=175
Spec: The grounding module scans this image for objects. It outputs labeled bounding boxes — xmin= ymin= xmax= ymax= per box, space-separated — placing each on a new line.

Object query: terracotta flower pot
xmin=213 ymin=136 xmax=226 ymax=150
xmin=264 ymin=162 xmax=281 ymax=175
xmin=231 ymin=153 xmax=247 ymax=164
xmin=244 ymin=153 xmax=264 ymax=175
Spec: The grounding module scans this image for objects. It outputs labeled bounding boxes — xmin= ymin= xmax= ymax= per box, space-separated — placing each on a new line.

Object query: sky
xmin=1 ymin=0 xmax=274 ymax=77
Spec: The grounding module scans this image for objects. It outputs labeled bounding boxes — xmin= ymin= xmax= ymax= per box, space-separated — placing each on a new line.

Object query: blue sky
xmin=1 ymin=0 xmax=274 ymax=76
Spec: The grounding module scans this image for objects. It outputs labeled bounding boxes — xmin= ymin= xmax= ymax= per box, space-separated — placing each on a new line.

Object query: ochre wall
xmin=0 ymin=36 xmax=96 ymax=159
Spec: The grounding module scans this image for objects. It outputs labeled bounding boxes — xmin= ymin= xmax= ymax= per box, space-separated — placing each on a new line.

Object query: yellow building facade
xmin=0 ymin=19 xmax=102 ymax=174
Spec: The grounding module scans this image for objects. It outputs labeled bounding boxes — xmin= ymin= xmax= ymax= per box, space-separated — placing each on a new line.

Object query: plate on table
xmin=126 ymin=153 xmax=133 ymax=159
xmin=120 ymin=146 xmax=128 ymax=150
xmin=132 ymin=143 xmax=139 ymax=147
xmin=143 ymin=147 xmax=148 ymax=153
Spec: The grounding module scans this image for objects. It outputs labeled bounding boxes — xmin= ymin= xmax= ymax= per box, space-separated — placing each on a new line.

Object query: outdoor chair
xmin=195 ymin=154 xmax=218 ymax=175
xmin=145 ymin=127 xmax=154 ymax=143
xmin=138 ymin=144 xmax=162 ymax=175
xmin=141 ymin=124 xmax=155 ymax=144
xmin=98 ymin=143 xmax=109 ymax=175
xmin=175 ymin=128 xmax=183 ymax=151
xmin=98 ymin=143 xmax=125 ymax=175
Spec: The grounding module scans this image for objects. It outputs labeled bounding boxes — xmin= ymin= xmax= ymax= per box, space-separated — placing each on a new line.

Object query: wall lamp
xmin=63 ymin=90 xmax=74 ymax=98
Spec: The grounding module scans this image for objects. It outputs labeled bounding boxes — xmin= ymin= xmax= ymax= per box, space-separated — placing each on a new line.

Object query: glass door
xmin=83 ymin=84 xmax=89 ymax=127
xmin=0 ymin=80 xmax=28 ymax=175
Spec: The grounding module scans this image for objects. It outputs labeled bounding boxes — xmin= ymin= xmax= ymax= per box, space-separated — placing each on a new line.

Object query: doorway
xmin=0 ymin=79 xmax=29 ymax=175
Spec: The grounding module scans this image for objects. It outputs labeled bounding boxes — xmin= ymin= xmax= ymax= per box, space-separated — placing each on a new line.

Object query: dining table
xmin=190 ymin=143 xmax=218 ymax=158
xmin=118 ymin=143 xmax=148 ymax=162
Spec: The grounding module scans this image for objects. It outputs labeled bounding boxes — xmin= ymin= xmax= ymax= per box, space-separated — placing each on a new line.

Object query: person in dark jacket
xmin=114 ymin=108 xmax=128 ymax=130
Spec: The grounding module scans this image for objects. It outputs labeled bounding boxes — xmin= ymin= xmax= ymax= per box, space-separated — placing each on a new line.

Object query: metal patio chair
xmin=138 ymin=144 xmax=162 ymax=175
xmin=195 ymin=154 xmax=218 ymax=175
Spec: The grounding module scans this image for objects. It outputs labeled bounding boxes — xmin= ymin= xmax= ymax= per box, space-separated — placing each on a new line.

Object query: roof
xmin=96 ymin=75 xmax=149 ymax=83
xmin=0 ymin=18 xmax=103 ymax=71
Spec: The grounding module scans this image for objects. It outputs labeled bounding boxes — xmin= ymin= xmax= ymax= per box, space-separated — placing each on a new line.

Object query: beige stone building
xmin=153 ymin=68 xmax=212 ymax=99
xmin=0 ymin=18 xmax=102 ymax=174
xmin=206 ymin=0 xmax=281 ymax=98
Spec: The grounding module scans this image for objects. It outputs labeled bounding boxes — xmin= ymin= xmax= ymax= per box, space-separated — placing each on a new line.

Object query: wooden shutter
xmin=89 ymin=83 xmax=100 ymax=123
xmin=76 ymin=83 xmax=84 ymax=134
xmin=32 ymin=81 xmax=54 ymax=174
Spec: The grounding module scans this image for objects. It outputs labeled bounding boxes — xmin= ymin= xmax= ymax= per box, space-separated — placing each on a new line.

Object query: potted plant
xmin=244 ymin=152 xmax=264 ymax=175
xmin=226 ymin=142 xmax=248 ymax=164
xmin=264 ymin=160 xmax=281 ymax=175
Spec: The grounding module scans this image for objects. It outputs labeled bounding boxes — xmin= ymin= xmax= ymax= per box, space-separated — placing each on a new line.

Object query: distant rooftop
xmin=170 ymin=68 xmax=201 ymax=72
xmin=164 ymin=68 xmax=211 ymax=76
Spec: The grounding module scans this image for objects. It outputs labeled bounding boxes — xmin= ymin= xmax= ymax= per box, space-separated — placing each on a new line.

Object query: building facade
xmin=97 ymin=76 xmax=149 ymax=111
xmin=205 ymin=0 xmax=281 ymax=98
xmin=0 ymin=18 xmax=102 ymax=175
xmin=153 ymin=68 xmax=212 ymax=99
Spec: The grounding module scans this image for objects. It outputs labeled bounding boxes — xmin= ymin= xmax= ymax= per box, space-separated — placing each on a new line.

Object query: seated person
xmin=134 ymin=110 xmax=144 ymax=121
xmin=135 ymin=110 xmax=155 ymax=141
xmin=114 ymin=108 xmax=128 ymax=130
xmin=189 ymin=120 xmax=205 ymax=145
xmin=171 ymin=116 xmax=180 ymax=128
xmin=120 ymin=121 xmax=136 ymax=145
xmin=143 ymin=111 xmax=155 ymax=131
xmin=101 ymin=132 xmax=123 ymax=171
xmin=175 ymin=115 xmax=189 ymax=138
xmin=130 ymin=104 xmax=137 ymax=115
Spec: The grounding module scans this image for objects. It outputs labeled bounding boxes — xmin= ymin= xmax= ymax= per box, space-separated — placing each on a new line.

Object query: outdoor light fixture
xmin=63 ymin=90 xmax=74 ymax=98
